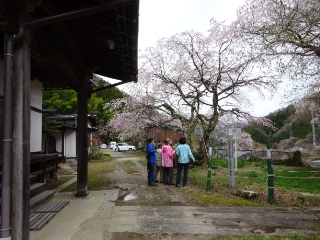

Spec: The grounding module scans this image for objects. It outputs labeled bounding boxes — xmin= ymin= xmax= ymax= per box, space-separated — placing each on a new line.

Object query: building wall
xmin=52 ymin=133 xmax=63 ymax=156
xmin=65 ymin=129 xmax=77 ymax=158
xmin=148 ymin=127 xmax=183 ymax=146
xmin=30 ymin=80 xmax=43 ymax=152
xmin=30 ymin=80 xmax=43 ymax=109
xmin=0 ymin=67 xmax=43 ymax=153
xmin=30 ymin=111 xmax=42 ymax=152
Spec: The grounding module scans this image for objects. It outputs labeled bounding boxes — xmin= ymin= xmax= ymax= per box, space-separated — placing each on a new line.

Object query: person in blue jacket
xmin=147 ymin=137 xmax=158 ymax=186
xmin=175 ymin=137 xmax=195 ymax=187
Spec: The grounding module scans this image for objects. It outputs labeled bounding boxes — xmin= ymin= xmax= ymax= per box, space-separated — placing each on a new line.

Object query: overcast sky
xmin=99 ymin=0 xmax=292 ymax=117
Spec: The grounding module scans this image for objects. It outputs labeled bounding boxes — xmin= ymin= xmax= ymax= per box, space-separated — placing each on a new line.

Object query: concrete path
xmin=107 ymin=206 xmax=319 ymax=237
xmin=31 ymin=189 xmax=320 ymax=240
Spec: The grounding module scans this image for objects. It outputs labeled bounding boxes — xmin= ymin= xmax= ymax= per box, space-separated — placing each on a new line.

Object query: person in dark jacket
xmin=146 ymin=137 xmax=158 ymax=186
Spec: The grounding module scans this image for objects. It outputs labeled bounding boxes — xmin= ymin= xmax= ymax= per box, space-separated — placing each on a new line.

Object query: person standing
xmin=175 ymin=137 xmax=195 ymax=187
xmin=154 ymin=143 xmax=164 ymax=183
xmin=162 ymin=139 xmax=175 ymax=185
xmin=147 ymin=138 xmax=158 ymax=186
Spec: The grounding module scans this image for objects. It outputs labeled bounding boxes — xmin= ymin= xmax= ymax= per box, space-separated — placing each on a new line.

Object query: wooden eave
xmin=0 ymin=0 xmax=139 ymax=90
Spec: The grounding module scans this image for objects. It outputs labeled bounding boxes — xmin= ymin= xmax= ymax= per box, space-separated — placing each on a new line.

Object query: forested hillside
xmin=245 ymin=105 xmax=314 ymax=144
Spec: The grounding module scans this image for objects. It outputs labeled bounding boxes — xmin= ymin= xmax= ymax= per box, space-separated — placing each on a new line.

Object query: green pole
xmin=267 ymin=141 xmax=274 ymax=203
xmin=207 ymin=141 xmax=212 ymax=192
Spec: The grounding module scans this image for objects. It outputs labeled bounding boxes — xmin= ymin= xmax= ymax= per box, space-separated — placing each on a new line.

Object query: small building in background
xmin=148 ymin=125 xmax=183 ymax=147
xmin=42 ymin=109 xmax=98 ymax=162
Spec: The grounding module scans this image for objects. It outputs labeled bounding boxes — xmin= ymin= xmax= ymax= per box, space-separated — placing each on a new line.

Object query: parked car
xmin=114 ymin=143 xmax=136 ymax=151
xmin=100 ymin=144 xmax=107 ymax=149
xmin=110 ymin=142 xmax=117 ymax=149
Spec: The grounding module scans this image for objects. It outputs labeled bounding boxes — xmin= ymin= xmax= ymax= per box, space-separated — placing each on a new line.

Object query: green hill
xmin=245 ymin=105 xmax=314 ymax=144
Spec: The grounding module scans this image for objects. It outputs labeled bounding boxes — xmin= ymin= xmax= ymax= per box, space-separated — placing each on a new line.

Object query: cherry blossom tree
xmin=237 ymin=0 xmax=320 ymax=68
xmin=105 ymin=20 xmax=276 ymax=164
xmin=237 ymin=0 xmax=320 ymax=120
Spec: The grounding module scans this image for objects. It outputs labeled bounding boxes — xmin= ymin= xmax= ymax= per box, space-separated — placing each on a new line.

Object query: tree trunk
xmin=201 ymin=135 xmax=209 ymax=165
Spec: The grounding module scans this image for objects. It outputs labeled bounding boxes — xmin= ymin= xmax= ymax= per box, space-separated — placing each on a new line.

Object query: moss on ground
xmin=45 ymin=176 xmax=74 ymax=190
xmin=58 ymin=169 xmax=73 ymax=176
xmin=61 ymin=158 xmax=115 ymax=192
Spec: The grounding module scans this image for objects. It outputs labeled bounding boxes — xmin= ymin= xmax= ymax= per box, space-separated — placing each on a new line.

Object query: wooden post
xmin=75 ymin=82 xmax=89 ymax=197
xmin=12 ymin=24 xmax=31 ymax=239
xmin=228 ymin=134 xmax=235 ymax=189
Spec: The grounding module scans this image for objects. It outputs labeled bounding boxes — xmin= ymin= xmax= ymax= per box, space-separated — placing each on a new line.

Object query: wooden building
xmin=0 ymin=0 xmax=139 ymax=239
xmin=149 ymin=126 xmax=183 ymax=147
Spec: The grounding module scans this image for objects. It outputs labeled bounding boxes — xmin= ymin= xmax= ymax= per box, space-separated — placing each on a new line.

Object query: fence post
xmin=267 ymin=141 xmax=274 ymax=203
xmin=207 ymin=141 xmax=212 ymax=191
xmin=228 ymin=134 xmax=235 ymax=189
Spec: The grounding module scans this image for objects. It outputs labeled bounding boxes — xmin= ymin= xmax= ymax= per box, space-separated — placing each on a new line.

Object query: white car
xmin=110 ymin=142 xmax=117 ymax=149
xmin=100 ymin=144 xmax=107 ymax=149
xmin=114 ymin=143 xmax=136 ymax=151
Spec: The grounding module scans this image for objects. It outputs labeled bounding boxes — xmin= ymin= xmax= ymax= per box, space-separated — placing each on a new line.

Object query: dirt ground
xmin=105 ymin=156 xmax=198 ymax=207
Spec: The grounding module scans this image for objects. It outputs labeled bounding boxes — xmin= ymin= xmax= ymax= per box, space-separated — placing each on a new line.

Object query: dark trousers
xmin=164 ymin=167 xmax=173 ymax=184
xmin=148 ymin=162 xmax=156 ymax=185
xmin=176 ymin=163 xmax=189 ymax=186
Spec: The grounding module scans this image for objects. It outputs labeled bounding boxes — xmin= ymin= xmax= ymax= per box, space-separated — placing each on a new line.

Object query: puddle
xmin=123 ymin=193 xmax=137 ymax=201
xmin=114 ymin=169 xmax=125 ymax=173
xmin=118 ymin=191 xmax=137 ymax=201
xmin=112 ymin=186 xmax=138 ymax=201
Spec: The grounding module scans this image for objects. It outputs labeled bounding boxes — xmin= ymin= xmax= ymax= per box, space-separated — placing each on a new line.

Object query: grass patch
xmin=211 ymin=158 xmax=320 ymax=194
xmin=58 ymin=169 xmax=74 ymax=176
xmin=118 ymin=160 xmax=138 ymax=174
xmin=183 ymin=157 xmax=320 ymax=207
xmin=89 ymin=156 xmax=116 ymax=163
xmin=61 ymin=160 xmax=115 ymax=192
xmin=45 ymin=176 xmax=73 ymax=190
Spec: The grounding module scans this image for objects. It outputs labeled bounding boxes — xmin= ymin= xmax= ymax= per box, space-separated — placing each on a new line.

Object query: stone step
xmin=30 ymin=190 xmax=56 ymax=210
xmin=30 ymin=183 xmax=46 ymax=198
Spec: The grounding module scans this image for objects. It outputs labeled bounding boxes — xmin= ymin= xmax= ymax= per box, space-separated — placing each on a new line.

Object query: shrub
xmin=296 ymin=196 xmax=306 ymax=204
xmin=191 ymin=145 xmax=204 ymax=166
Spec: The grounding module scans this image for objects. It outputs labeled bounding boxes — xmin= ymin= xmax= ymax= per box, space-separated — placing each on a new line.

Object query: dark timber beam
xmin=89 ymin=79 xmax=136 ymax=95
xmin=75 ymin=81 xmax=89 ymax=197
xmin=12 ymin=20 xmax=31 ymax=240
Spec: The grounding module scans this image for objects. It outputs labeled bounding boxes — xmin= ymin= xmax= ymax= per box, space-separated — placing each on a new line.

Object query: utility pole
xmin=312 ymin=111 xmax=317 ymax=149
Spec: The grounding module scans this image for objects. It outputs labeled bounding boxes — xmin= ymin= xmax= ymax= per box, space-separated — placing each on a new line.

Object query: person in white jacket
xmin=154 ymin=144 xmax=164 ymax=183
xmin=175 ymin=137 xmax=195 ymax=187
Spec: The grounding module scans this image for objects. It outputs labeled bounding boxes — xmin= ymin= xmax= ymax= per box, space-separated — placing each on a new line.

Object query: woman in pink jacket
xmin=161 ymin=138 xmax=175 ymax=185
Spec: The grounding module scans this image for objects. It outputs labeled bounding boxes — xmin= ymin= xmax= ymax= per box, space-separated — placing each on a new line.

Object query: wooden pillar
xmin=12 ymin=24 xmax=31 ymax=239
xmin=75 ymin=82 xmax=89 ymax=197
